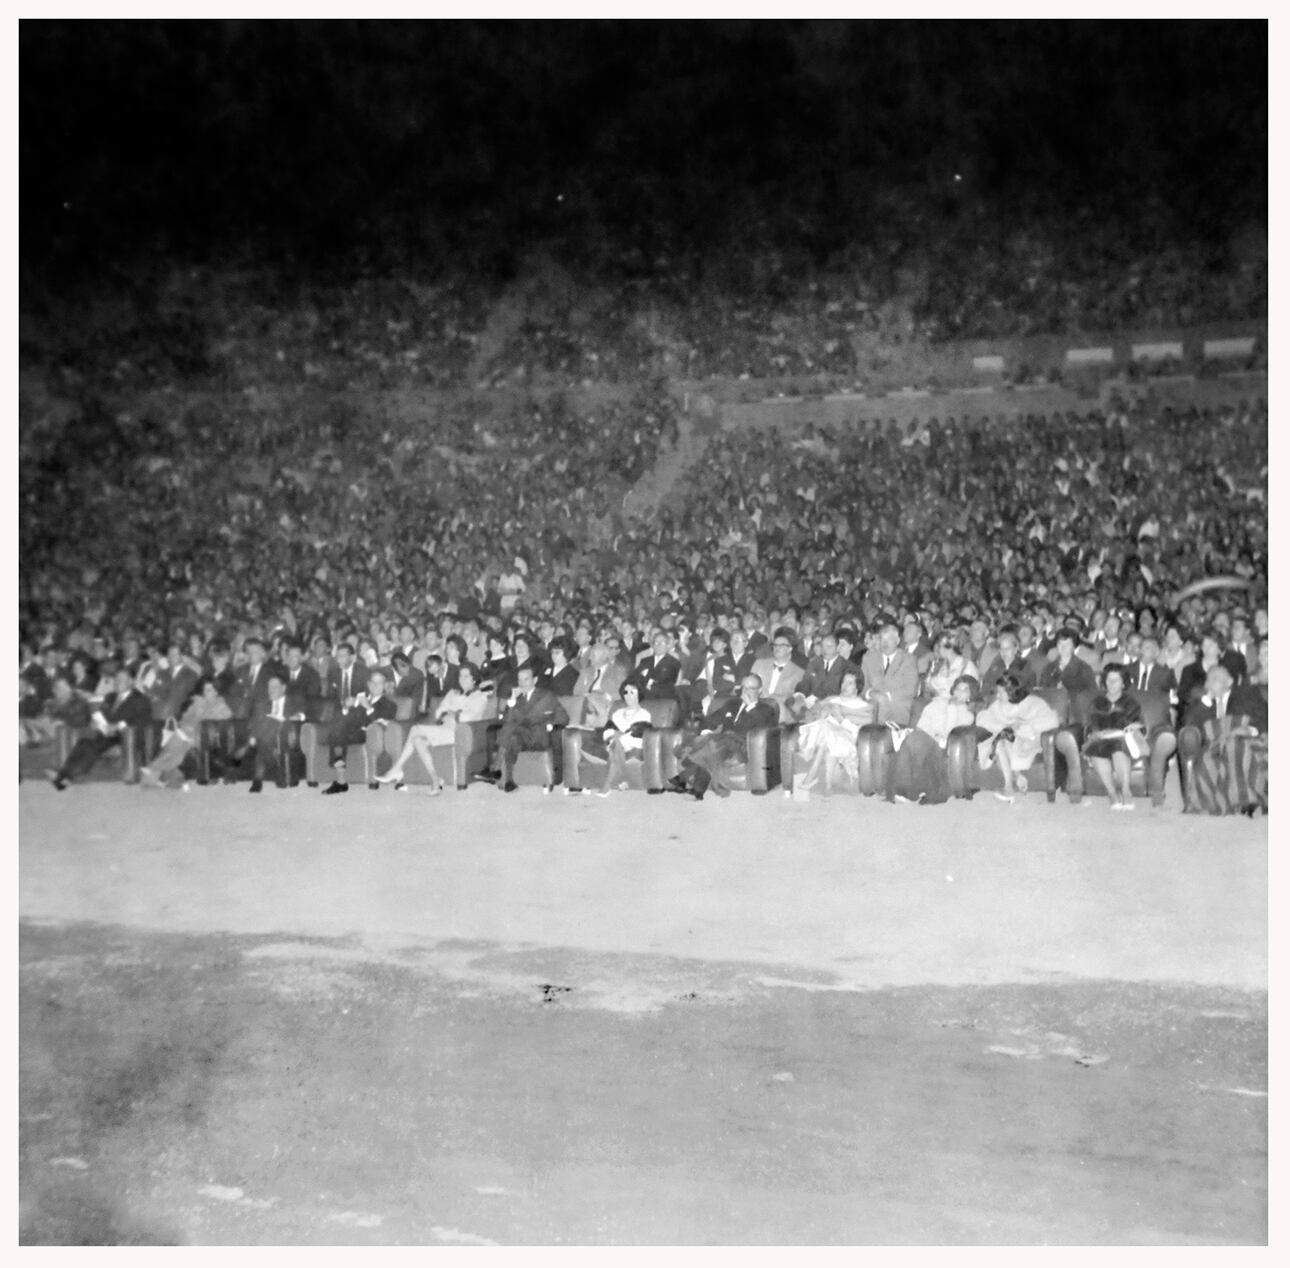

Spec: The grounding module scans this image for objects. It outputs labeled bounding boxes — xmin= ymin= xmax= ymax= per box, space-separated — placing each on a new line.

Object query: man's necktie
xmin=1139 ymin=667 xmax=1147 ymax=691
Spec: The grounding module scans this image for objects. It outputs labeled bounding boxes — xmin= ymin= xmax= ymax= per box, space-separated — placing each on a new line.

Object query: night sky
xmin=21 ymin=19 xmax=1267 ymax=285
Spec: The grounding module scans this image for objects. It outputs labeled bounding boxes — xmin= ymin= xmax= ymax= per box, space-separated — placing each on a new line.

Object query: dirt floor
xmin=18 ymin=776 xmax=1268 ymax=1246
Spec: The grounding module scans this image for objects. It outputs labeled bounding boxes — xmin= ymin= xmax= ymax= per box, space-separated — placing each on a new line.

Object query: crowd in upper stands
xmin=27 ymin=211 xmax=1265 ymax=398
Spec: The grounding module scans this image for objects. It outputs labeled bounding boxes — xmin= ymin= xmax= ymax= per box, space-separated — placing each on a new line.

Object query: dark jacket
xmin=701 ymin=695 xmax=779 ymax=734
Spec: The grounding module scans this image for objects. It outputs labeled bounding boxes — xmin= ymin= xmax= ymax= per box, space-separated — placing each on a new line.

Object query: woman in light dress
xmin=975 ymin=672 xmax=1060 ymax=803
xmin=794 ymin=669 xmax=873 ymax=791
xmin=139 ymin=678 xmax=233 ymax=789
xmin=885 ymin=675 xmax=979 ymax=804
xmin=376 ymin=664 xmax=492 ymax=794
xmin=920 ymin=630 xmax=980 ymax=702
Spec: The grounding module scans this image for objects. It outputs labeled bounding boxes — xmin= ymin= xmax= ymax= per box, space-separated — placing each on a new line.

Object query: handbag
xmin=1123 ymin=727 xmax=1147 ymax=760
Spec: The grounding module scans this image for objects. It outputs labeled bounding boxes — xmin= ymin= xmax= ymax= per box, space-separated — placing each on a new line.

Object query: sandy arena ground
xmin=18 ymin=777 xmax=1268 ymax=1245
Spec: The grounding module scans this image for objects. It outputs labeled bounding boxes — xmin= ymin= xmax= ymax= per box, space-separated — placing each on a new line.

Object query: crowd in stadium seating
xmin=33 ymin=214 xmax=1264 ymax=397
xmin=19 ymin=378 xmax=1268 ymax=813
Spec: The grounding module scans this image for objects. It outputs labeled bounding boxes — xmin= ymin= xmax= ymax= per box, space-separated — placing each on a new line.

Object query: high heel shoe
xmin=426 ymin=782 xmax=440 ymax=796
xmin=375 ymin=771 xmax=402 ymax=784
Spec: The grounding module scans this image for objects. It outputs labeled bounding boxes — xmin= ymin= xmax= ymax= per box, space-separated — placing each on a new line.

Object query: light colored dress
xmin=796 ymin=694 xmax=875 ymax=769
xmin=605 ymin=702 xmax=653 ymax=786
xmin=413 ymin=688 xmax=494 ymax=744
xmin=975 ymin=693 xmax=1060 ymax=771
xmin=915 ymin=697 xmax=977 ymax=748
xmin=922 ymin=654 xmax=980 ymax=701
xmin=147 ymin=693 xmax=233 ymax=777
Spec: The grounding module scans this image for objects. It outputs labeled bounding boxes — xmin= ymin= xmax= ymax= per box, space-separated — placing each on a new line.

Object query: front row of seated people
xmin=38 ymin=624 xmax=1268 ymax=817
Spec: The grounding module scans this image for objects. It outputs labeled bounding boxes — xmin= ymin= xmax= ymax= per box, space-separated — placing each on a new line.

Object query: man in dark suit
xmin=1038 ymin=629 xmax=1099 ymax=699
xmin=282 ymin=642 xmax=324 ymax=721
xmin=797 ymin=633 xmax=854 ymax=703
xmin=901 ymin=620 xmax=934 ymax=677
xmin=46 ymin=668 xmax=153 ymax=789
xmin=389 ymin=651 xmax=426 ymax=713
xmin=1124 ymin=636 xmax=1176 ymax=697
xmin=322 ymin=666 xmax=397 ymax=794
xmin=1016 ymin=623 xmax=1051 ymax=681
xmin=678 ymin=629 xmax=739 ymax=724
xmin=668 ymin=674 xmax=779 ymax=800
xmin=233 ymin=637 xmax=285 ymax=718
xmin=1225 ymin=616 xmax=1255 ymax=686
xmin=496 ymin=664 xmax=569 ymax=792
xmin=729 ymin=629 xmax=759 ymax=682
xmin=249 ymin=673 xmax=298 ymax=792
xmin=322 ymin=643 xmax=369 ymax=715
xmin=1182 ymin=664 xmax=1238 ymax=732
xmin=628 ymin=632 xmax=682 ymax=702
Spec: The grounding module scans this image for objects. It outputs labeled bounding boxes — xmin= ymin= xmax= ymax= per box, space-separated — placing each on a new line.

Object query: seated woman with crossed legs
xmin=376 ymin=664 xmax=492 ymax=794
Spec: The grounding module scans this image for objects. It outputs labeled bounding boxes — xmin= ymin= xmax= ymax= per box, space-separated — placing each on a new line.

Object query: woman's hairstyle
xmin=950 ymin=674 xmax=978 ymax=702
xmin=997 ymin=672 xmax=1030 ymax=705
xmin=1200 ymin=627 xmax=1227 ymax=652
xmin=457 ymin=663 xmax=477 ymax=687
xmin=709 ymin=627 xmax=730 ymax=650
xmin=839 ymin=669 xmax=861 ymax=693
xmin=619 ymin=680 xmax=641 ymax=699
xmin=937 ymin=630 xmax=965 ymax=657
xmin=1100 ymin=664 xmax=1127 ymax=691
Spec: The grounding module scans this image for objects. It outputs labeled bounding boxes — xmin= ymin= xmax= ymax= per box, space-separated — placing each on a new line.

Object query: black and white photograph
xmin=17 ymin=12 xmax=1268 ymax=1247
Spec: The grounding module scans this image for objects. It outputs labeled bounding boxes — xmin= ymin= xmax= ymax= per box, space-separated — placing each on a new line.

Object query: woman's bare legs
xmin=1089 ymin=755 xmax=1121 ymax=803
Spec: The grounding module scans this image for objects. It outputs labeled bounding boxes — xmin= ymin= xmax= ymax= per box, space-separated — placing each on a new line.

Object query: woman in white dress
xmin=794 ymin=670 xmax=873 ymax=791
xmin=920 ymin=630 xmax=980 ymax=702
xmin=974 ymin=673 xmax=1060 ymax=802
xmin=376 ymin=664 xmax=492 ymax=794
